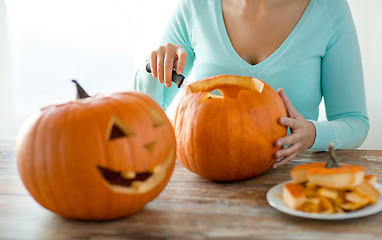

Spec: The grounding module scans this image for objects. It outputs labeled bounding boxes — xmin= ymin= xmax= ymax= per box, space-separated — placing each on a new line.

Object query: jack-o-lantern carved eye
xmin=108 ymin=116 xmax=134 ymax=141
xmin=148 ymin=107 xmax=166 ymax=128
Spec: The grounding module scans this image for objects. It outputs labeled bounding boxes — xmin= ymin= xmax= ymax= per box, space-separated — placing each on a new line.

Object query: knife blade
xmin=145 ymin=62 xmax=188 ymax=88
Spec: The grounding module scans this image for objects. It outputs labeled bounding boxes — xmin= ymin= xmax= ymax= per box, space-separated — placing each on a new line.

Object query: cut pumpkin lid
xmin=291 ymin=162 xmax=364 ymax=175
xmin=284 ymin=183 xmax=305 ymax=197
xmin=291 ymin=162 xmax=326 ymax=171
xmin=291 ymin=142 xmax=364 ymax=175
xmin=307 ymin=165 xmax=365 ymax=175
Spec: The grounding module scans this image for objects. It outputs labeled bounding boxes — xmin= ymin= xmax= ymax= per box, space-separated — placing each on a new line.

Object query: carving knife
xmin=145 ymin=62 xmax=189 ymax=88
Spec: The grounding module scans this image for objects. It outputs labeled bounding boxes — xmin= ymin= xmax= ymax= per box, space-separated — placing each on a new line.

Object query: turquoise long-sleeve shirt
xmin=130 ymin=0 xmax=369 ymax=151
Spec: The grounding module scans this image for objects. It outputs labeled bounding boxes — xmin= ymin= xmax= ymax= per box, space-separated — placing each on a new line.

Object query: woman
xmin=130 ymin=0 xmax=369 ymax=168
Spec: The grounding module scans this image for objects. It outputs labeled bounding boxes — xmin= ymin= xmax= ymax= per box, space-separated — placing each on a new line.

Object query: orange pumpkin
xmin=16 ymin=81 xmax=176 ymax=220
xmin=173 ymin=75 xmax=287 ymax=181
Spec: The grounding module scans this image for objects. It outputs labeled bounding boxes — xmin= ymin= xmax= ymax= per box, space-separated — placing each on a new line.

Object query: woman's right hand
xmin=149 ymin=43 xmax=187 ymax=88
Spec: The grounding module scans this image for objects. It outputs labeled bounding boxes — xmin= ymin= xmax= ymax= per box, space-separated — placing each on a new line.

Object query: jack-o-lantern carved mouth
xmin=97 ymin=148 xmax=174 ymax=194
xmin=97 ymin=167 xmax=153 ymax=187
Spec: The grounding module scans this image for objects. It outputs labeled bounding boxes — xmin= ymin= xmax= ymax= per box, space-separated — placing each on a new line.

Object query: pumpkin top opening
xmin=186 ymin=75 xmax=264 ymax=99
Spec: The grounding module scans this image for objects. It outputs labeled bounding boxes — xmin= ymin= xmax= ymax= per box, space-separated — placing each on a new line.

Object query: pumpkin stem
xmin=325 ymin=142 xmax=341 ymax=168
xmin=72 ymin=80 xmax=90 ymax=99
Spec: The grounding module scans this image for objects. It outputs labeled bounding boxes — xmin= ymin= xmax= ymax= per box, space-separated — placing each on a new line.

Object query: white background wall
xmin=0 ymin=0 xmax=177 ymax=139
xmin=348 ymin=0 xmax=382 ymax=149
xmin=0 ymin=0 xmax=12 ymax=138
xmin=0 ymin=0 xmax=381 ymax=149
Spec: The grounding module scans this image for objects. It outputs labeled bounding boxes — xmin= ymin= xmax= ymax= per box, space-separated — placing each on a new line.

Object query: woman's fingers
xmin=149 ymin=51 xmax=158 ymax=79
xmin=273 ymin=141 xmax=304 ymax=168
xmin=278 ymin=88 xmax=298 ymax=118
xmin=275 ymin=134 xmax=298 ymax=148
xmin=164 ymin=50 xmax=175 ymax=87
xmin=279 ymin=116 xmax=298 ymax=129
xmin=272 ymin=89 xmax=317 ymax=168
xmin=149 ymin=43 xmax=187 ymax=87
xmin=176 ymin=47 xmax=187 ymax=75
xmin=273 ymin=152 xmax=300 ymax=168
xmin=156 ymin=45 xmax=166 ymax=83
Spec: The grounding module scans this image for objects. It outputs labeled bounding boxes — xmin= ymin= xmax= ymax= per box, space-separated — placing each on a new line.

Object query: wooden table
xmin=1 ymin=139 xmax=382 ymax=240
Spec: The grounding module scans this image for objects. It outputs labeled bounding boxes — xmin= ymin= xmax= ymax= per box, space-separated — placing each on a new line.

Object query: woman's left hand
xmin=273 ymin=88 xmax=316 ymax=168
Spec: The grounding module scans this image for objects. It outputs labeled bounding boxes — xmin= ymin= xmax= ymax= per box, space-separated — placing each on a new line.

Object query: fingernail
xmin=177 ymin=69 xmax=183 ymax=74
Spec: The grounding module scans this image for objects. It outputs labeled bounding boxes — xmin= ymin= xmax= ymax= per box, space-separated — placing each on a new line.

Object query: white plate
xmin=266 ymin=181 xmax=382 ymax=220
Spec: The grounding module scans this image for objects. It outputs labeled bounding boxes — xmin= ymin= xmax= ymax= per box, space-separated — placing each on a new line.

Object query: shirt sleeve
xmin=309 ymin=1 xmax=369 ymax=151
xmin=129 ymin=0 xmax=195 ymax=110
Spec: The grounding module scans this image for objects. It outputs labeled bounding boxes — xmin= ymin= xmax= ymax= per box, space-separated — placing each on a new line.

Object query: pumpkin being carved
xmin=16 ymin=81 xmax=176 ymax=220
xmin=173 ymin=75 xmax=287 ymax=181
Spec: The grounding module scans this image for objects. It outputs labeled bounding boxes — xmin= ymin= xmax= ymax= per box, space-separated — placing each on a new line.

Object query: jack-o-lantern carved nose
xmin=145 ymin=141 xmax=155 ymax=154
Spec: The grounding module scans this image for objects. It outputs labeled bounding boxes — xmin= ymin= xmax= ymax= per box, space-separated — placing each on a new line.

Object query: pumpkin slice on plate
xmin=364 ymin=174 xmax=377 ymax=186
xmin=290 ymin=162 xmax=326 ymax=183
xmin=291 ymin=162 xmax=365 ymax=189
xmin=306 ymin=165 xmax=365 ymax=190
xmin=291 ymin=144 xmax=364 ymax=190
xmin=283 ymin=143 xmax=381 ymax=214
xmin=283 ymin=183 xmax=306 ymax=209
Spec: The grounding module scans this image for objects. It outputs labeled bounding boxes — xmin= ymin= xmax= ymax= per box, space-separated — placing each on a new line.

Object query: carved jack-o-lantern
xmin=16 ymin=81 xmax=176 ymax=220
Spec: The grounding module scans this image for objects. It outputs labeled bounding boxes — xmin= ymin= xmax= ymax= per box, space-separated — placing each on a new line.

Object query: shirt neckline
xmin=216 ymin=0 xmax=313 ymax=71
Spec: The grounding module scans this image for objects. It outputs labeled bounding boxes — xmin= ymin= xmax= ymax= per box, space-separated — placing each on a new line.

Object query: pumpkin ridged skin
xmin=173 ymin=75 xmax=287 ymax=182
xmin=17 ymin=92 xmax=175 ymax=220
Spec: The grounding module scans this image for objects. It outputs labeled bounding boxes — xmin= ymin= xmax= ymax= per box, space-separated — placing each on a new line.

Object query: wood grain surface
xmin=1 ymin=139 xmax=382 ymax=240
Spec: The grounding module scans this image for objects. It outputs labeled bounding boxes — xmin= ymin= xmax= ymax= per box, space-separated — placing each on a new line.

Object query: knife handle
xmin=146 ymin=62 xmax=185 ymax=88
